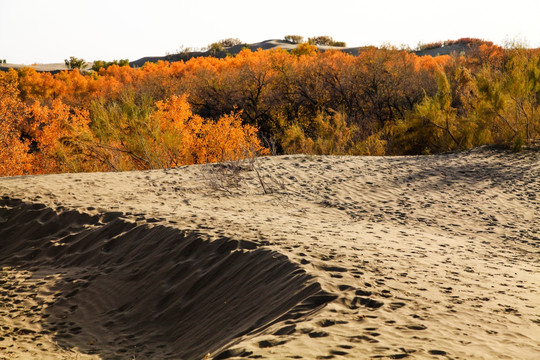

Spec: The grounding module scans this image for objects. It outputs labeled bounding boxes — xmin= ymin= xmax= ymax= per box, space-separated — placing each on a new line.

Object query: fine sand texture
xmin=0 ymin=147 xmax=539 ymax=359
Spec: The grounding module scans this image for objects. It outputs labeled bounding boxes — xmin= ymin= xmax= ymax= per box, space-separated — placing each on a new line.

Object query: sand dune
xmin=0 ymin=40 xmax=359 ymax=71
xmin=0 ymin=199 xmax=331 ymax=359
xmin=0 ymin=147 xmax=539 ymax=359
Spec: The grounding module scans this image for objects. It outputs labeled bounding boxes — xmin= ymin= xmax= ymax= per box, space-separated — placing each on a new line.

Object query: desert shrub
xmin=284 ymin=35 xmax=304 ymax=44
xmin=88 ymin=92 xmax=266 ymax=170
xmin=308 ymin=36 xmax=334 ymax=46
xmin=281 ymin=111 xmax=358 ymax=155
xmin=388 ymin=71 xmax=474 ymax=154
xmin=91 ymin=59 xmax=129 ymax=71
xmin=218 ymin=38 xmax=243 ymax=48
xmin=357 ymin=132 xmax=387 ymax=155
xmin=207 ymin=42 xmax=224 ymax=55
xmin=417 ymin=38 xmax=493 ymax=51
xmin=64 ymin=56 xmax=87 ymax=70
xmin=290 ymin=43 xmax=318 ymax=56
xmin=165 ymin=45 xmax=193 ymax=60
xmin=475 ymin=49 xmax=540 ymax=149
xmin=308 ymin=36 xmax=346 ymax=47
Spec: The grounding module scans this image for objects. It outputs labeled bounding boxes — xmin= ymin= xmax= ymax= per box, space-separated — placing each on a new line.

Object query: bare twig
xmin=202 ymin=145 xmax=286 ymax=196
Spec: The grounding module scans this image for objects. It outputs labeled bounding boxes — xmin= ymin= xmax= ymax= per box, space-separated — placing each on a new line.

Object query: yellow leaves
xmin=148 ymin=95 xmax=265 ymax=167
xmin=291 ymin=43 xmax=318 ymax=57
xmin=2 ymin=41 xmax=538 ymax=175
xmin=0 ymin=78 xmax=95 ymax=176
xmin=0 ymin=118 xmax=33 ymax=177
xmin=0 ymin=82 xmax=33 ymax=176
xmin=154 ymin=95 xmax=194 ymax=132
xmin=281 ymin=111 xmax=357 ymax=155
xmin=26 ymin=99 xmax=94 ymax=173
xmin=199 ymin=112 xmax=266 ymax=163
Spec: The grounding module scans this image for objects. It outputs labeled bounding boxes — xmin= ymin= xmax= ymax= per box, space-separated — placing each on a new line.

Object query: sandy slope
xmin=0 ymin=147 xmax=539 ymax=359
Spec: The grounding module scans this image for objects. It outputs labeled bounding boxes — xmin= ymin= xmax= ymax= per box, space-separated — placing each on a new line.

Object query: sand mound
xmin=0 ymin=198 xmax=333 ymax=359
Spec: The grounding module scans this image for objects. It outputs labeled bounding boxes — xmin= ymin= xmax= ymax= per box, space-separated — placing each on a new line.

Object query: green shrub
xmin=307 ymin=36 xmax=346 ymax=47
xmin=64 ymin=56 xmax=87 ymax=70
xmin=207 ymin=42 xmax=224 ymax=55
xmin=91 ymin=59 xmax=129 ymax=71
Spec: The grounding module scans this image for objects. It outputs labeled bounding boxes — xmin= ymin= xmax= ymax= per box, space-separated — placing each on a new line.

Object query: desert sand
xmin=0 ymin=146 xmax=539 ymax=359
xmin=0 ymin=63 xmax=77 ymax=74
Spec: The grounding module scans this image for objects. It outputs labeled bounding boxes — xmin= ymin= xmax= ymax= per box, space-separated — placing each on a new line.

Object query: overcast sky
xmin=1 ymin=0 xmax=539 ymax=64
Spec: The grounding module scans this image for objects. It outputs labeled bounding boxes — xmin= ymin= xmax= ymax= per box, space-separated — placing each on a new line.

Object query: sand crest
xmin=0 ymin=147 xmax=539 ymax=359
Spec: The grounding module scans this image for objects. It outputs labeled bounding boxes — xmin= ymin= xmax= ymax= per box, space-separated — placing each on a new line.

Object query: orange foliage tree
xmin=0 ymin=81 xmax=33 ymax=176
xmin=88 ymin=93 xmax=266 ymax=171
xmin=26 ymin=100 xmax=96 ymax=173
xmin=1 ymin=39 xmax=537 ymax=177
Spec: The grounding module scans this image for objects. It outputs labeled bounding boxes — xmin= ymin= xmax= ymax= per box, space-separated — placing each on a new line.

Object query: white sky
xmin=1 ymin=0 xmax=539 ymax=64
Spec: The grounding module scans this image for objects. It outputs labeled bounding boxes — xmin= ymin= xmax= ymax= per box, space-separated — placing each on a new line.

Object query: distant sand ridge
xmin=0 ymin=147 xmax=539 ymax=359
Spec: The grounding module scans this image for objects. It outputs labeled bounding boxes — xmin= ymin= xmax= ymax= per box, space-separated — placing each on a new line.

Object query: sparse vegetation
xmin=207 ymin=42 xmax=224 ymax=55
xmin=308 ymin=36 xmax=346 ymax=47
xmin=284 ymin=35 xmax=304 ymax=44
xmin=91 ymin=59 xmax=129 ymax=71
xmin=165 ymin=45 xmax=194 ymax=60
xmin=64 ymin=56 xmax=87 ymax=70
xmin=416 ymin=38 xmax=493 ymax=51
xmin=203 ymin=145 xmax=283 ymax=196
xmin=218 ymin=38 xmax=243 ymax=48
xmin=206 ymin=38 xmax=243 ymax=55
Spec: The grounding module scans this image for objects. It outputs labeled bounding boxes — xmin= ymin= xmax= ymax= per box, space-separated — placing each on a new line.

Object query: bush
xmin=307 ymin=36 xmax=346 ymax=47
xmin=64 ymin=56 xmax=87 ymax=70
xmin=207 ymin=42 xmax=224 ymax=55
xmin=88 ymin=92 xmax=266 ymax=170
xmin=165 ymin=45 xmax=193 ymax=60
xmin=290 ymin=43 xmax=318 ymax=56
xmin=281 ymin=111 xmax=358 ymax=155
xmin=218 ymin=38 xmax=243 ymax=48
xmin=284 ymin=35 xmax=304 ymax=44
xmin=91 ymin=59 xmax=129 ymax=71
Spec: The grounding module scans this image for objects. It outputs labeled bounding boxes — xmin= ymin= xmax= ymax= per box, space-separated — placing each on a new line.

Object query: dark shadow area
xmin=0 ymin=197 xmax=334 ymax=359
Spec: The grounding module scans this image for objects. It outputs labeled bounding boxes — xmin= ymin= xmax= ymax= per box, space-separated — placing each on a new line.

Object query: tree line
xmin=1 ymin=39 xmax=539 ymax=176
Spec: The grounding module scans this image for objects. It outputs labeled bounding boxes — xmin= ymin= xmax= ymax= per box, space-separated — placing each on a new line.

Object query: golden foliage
xmin=0 ymin=82 xmax=33 ymax=176
xmin=1 ymin=42 xmax=538 ymax=177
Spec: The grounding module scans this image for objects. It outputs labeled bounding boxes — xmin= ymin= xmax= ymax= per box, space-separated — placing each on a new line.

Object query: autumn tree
xmin=65 ymin=56 xmax=87 ymax=70
xmin=218 ymin=38 xmax=243 ymax=48
xmin=27 ymin=100 xmax=96 ymax=173
xmin=290 ymin=43 xmax=318 ymax=57
xmin=308 ymin=36 xmax=346 ymax=47
xmin=284 ymin=35 xmax=304 ymax=44
xmin=91 ymin=59 xmax=129 ymax=71
xmin=88 ymin=91 xmax=266 ymax=170
xmin=281 ymin=110 xmax=358 ymax=155
xmin=475 ymin=48 xmax=540 ymax=149
xmin=0 ymin=81 xmax=33 ymax=176
xmin=2 ymin=36 xmax=538 ymax=176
